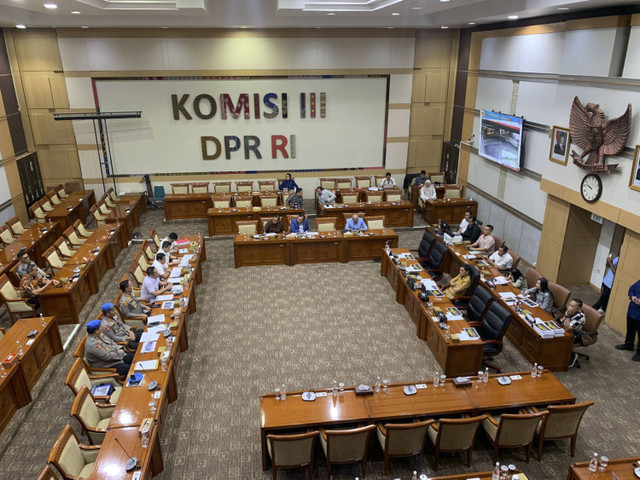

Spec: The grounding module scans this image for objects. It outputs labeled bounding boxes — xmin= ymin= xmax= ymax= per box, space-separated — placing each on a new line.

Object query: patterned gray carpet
xmin=0 ymin=206 xmax=638 ymax=480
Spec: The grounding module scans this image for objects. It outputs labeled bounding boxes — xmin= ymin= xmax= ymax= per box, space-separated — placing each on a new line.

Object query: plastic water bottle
xmin=483 ymin=367 xmax=489 ymax=384
xmin=588 ymin=453 xmax=599 ymax=472
xmin=531 ymin=362 xmax=538 ymax=378
xmin=412 ymin=471 xmax=418 ymax=480
xmin=40 ymin=313 xmax=46 ymax=327
xmin=492 ymin=462 xmax=500 ymax=480
xmin=16 ymin=341 xmax=23 ymax=356
xmin=374 ymin=376 xmax=381 ymax=393
xmin=280 ymin=384 xmax=286 ymax=400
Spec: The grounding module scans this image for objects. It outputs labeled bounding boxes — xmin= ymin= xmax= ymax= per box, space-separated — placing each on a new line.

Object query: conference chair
xmin=98 ymin=201 xmax=112 ymax=216
xmin=336 ymin=178 xmax=352 ymax=189
xmin=43 ymin=245 xmax=66 ymax=273
xmin=525 ymin=268 xmax=542 ymax=290
xmin=470 ymin=301 xmax=513 ymax=372
xmin=48 ymin=190 xmax=62 ymax=206
xmin=427 ymin=415 xmax=487 ymax=469
xmin=341 ymin=193 xmax=359 ymax=204
xmin=509 ymin=249 xmax=521 ymax=269
xmin=492 ymin=235 xmax=504 ymax=250
xmin=365 ymin=190 xmax=384 ymax=202
xmin=130 ymin=264 xmax=146 ymax=287
xmin=377 ymin=419 xmax=433 ymax=474
xmin=234 ymin=196 xmax=253 ymax=208
xmin=103 ymin=194 xmax=117 ymax=210
xmin=320 ymin=424 xmax=375 ymax=479
xmin=355 ymin=176 xmax=372 ymax=188
xmin=56 ymin=184 xmax=69 ymax=198
xmin=30 ymin=203 xmax=47 ymax=223
xmin=385 ymin=191 xmax=402 ymax=202
xmin=258 ymin=180 xmax=276 ymax=191
xmin=444 ymin=185 xmax=462 ymax=199
xmin=191 ymin=182 xmax=209 ymax=194
xmin=320 ymin=178 xmax=336 ymax=189
xmin=0 ymin=225 xmax=16 ymax=246
xmin=267 ymin=430 xmax=318 ymax=480
xmin=113 ymin=294 xmax=147 ymax=330
xmin=0 ymin=274 xmax=37 ymax=324
xmin=342 ymin=212 xmax=367 ymax=229
xmin=134 ymin=250 xmax=151 ymax=272
xmin=63 ymin=225 xmax=86 ymax=248
xmin=457 ymin=284 xmax=494 ymax=321
xmin=106 ymin=187 xmax=119 ymax=203
xmin=36 ymin=465 xmax=57 ymax=480
xmin=365 ymin=215 xmax=385 ymax=230
xmin=70 ymin=385 xmax=115 ymax=445
xmin=423 ymin=241 xmax=449 ymax=280
xmin=7 ymin=216 xmax=27 ymax=236
xmin=8 ymin=262 xmax=23 ymax=287
xmin=153 ymin=185 xmax=165 ymax=205
xmin=572 ymin=305 xmax=603 ymax=368
xmin=316 ymin=217 xmax=337 ymax=232
xmin=260 ymin=195 xmax=278 ymax=207
xmin=65 ymin=357 xmax=122 ymax=403
xmin=54 ymin=237 xmax=76 ymax=258
xmin=482 ymin=411 xmax=545 ymax=462
xmin=213 ymin=196 xmax=232 ymax=208
xmin=429 ymin=172 xmax=445 ymax=184
xmin=74 ymin=220 xmax=94 ymax=239
xmin=444 ymin=263 xmax=480 ymax=300
xmin=526 ymin=401 xmax=594 ymax=461
xmin=149 ymin=228 xmax=161 ymax=251
xmin=73 ymin=334 xmax=87 ymax=358
xmin=374 ymin=175 xmax=386 ymax=187
xmin=48 ymin=425 xmax=101 ymax=480
xmin=548 ymin=282 xmax=571 ymax=311
xmin=236 ymin=181 xmax=254 ymax=192
xmin=141 ymin=240 xmax=155 ymax=263
xmin=41 ymin=198 xmax=54 ymax=213
xmin=90 ymin=205 xmax=107 ymax=225
xmin=171 ymin=183 xmax=190 ymax=194
xmin=285 ymin=215 xmax=301 ymax=233
xmin=236 ymin=220 xmax=258 ymax=234
xmin=213 ymin=182 xmax=232 ymax=193
xmin=410 ymin=230 xmax=436 ymax=265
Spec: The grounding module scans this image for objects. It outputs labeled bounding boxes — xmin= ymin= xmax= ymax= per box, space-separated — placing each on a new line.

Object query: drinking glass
xmin=382 ymin=379 xmax=389 ymax=392
xmin=148 ymin=396 xmax=157 ymax=415
xmin=440 ymin=374 xmax=446 ymax=388
xmin=477 ymin=370 xmax=484 ymax=387
xmin=141 ymin=432 xmax=149 ymax=449
xmin=433 ymin=375 xmax=439 ymax=388
xmin=332 ymin=379 xmax=338 ymax=396
xmin=537 ymin=366 xmax=543 ymax=377
xmin=599 ymin=456 xmax=609 ymax=471
xmin=374 ymin=376 xmax=381 ymax=393
xmin=274 ymin=387 xmax=281 ymax=401
xmin=338 ymin=382 xmax=345 ymax=395
xmin=1 ymin=365 xmax=6 ymax=378
xmin=280 ymin=384 xmax=286 ymax=400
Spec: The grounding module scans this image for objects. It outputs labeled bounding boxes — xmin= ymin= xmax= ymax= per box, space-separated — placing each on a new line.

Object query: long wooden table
xmin=206 ymin=205 xmax=305 ymax=236
xmin=431 ymin=470 xmax=523 ymax=480
xmin=0 ymin=316 xmax=63 ymax=435
xmin=568 ymin=456 xmax=640 ymax=480
xmin=234 ymin=229 xmax=399 ymax=267
xmin=45 ymin=190 xmax=96 ymax=229
xmin=0 ymin=222 xmax=61 ymax=274
xmin=423 ymin=197 xmax=477 ymax=224
xmin=164 ymin=193 xmax=212 ymax=220
xmin=319 ymin=201 xmax=414 ymax=229
xmin=259 ymin=372 xmax=575 ymax=469
xmin=410 ymin=183 xmax=447 ymax=210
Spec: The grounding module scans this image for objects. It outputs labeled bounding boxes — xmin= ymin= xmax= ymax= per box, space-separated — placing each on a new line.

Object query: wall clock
xmin=580 ymin=173 xmax=602 ymax=203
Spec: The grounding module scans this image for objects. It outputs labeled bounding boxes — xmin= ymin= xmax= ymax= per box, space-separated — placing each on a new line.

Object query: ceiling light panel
xmin=281 ymin=0 xmax=403 ymax=12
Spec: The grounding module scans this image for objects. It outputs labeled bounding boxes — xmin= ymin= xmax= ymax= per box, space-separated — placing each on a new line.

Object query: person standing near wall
xmin=592 ymin=253 xmax=618 ymax=313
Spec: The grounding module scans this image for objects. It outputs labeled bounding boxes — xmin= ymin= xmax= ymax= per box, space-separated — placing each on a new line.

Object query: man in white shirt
xmin=152 ymin=252 xmax=170 ymax=279
xmin=458 ymin=210 xmax=473 ymax=234
xmin=489 ymin=244 xmax=514 ymax=270
xmin=141 ymin=266 xmax=171 ymax=302
xmin=161 ymin=232 xmax=178 ymax=252
xmin=380 ymin=172 xmax=397 ymax=189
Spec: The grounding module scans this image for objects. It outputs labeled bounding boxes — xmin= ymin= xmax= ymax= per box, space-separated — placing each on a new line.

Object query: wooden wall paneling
xmin=557 ymin=205 xmax=602 ymax=285
xmin=0 ymin=88 xmax=6 ymax=118
xmin=0 ymin=118 xmax=15 ymax=160
xmin=31 ymin=111 xmax=76 ymax=145
xmin=23 ymin=73 xmax=55 ymax=108
xmin=50 ymin=74 xmax=70 ymax=109
xmin=412 ymin=71 xmax=426 ymax=103
xmin=606 ymin=230 xmax=640 ymax=333
xmin=414 ymin=30 xmax=454 ymax=68
xmin=424 ymin=70 xmax=448 ymax=103
xmin=536 ymin=195 xmax=570 ymax=281
xmin=14 ymin=30 xmax=63 ymax=72
xmin=410 ymin=104 xmax=446 ymax=136
xmin=3 ymin=159 xmax=28 ymax=223
xmin=37 ymin=146 xmax=81 ymax=181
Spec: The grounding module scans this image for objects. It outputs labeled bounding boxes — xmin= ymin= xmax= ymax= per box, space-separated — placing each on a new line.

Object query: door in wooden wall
xmin=17 ymin=152 xmax=45 ymax=217
xmin=441 ymin=141 xmax=459 ymax=184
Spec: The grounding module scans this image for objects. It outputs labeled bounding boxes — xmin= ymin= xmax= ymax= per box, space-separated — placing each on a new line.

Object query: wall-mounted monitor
xmin=478 ymin=110 xmax=524 ymax=172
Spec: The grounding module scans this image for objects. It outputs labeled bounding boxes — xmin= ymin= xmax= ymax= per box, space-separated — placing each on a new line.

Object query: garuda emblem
xmin=569 ymin=96 xmax=632 ymax=171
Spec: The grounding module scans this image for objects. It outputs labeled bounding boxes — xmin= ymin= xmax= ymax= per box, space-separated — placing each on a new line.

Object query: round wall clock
xmin=580 ymin=173 xmax=602 ymax=203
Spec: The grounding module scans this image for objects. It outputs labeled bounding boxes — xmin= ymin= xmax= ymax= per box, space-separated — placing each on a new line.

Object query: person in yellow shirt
xmin=444 ymin=265 xmax=472 ymax=299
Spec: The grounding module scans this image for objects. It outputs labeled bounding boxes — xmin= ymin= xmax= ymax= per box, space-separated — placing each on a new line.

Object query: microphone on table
xmin=114 ymin=437 xmax=138 ymax=472
xmin=146 ymin=368 xmax=159 ymax=391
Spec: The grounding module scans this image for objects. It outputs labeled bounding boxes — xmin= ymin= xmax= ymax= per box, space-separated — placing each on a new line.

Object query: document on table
xmin=458 ymin=328 xmax=480 ymax=341
xmin=178 ymin=248 xmax=189 ymax=254
xmin=421 ymin=279 xmax=438 ymax=290
xmin=179 ymin=255 xmax=194 ymax=267
xmin=493 ymin=276 xmax=509 ymax=285
xmin=140 ymin=332 xmax=160 ymax=343
xmin=167 ymin=277 xmax=183 ymax=284
xmin=147 ymin=324 xmax=168 ymax=334
xmin=172 ymin=285 xmax=184 ymax=294
xmin=499 ymin=292 xmax=517 ymax=300
xmin=156 ymin=294 xmax=173 ymax=301
xmin=147 ymin=314 xmax=165 ymax=325
xmin=170 ymin=266 xmax=183 ymax=277
xmin=141 ymin=341 xmax=157 ymax=353
xmin=134 ymin=360 xmax=158 ymax=371
xmin=445 ymin=307 xmax=464 ymax=321
xmin=162 ymin=301 xmax=175 ymax=310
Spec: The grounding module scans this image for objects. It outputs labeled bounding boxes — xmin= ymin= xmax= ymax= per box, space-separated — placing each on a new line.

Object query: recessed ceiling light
xmin=508 ymin=15 xmax=518 ymax=20
xmin=391 ymin=12 xmax=400 ymax=16
xmin=315 ymin=26 xmax=321 ymax=28
xmin=327 ymin=12 xmax=335 ymax=15
xmin=15 ymin=24 xmax=26 ymax=29
xmin=81 ymin=25 xmax=89 ymax=28
xmin=71 ymin=10 xmax=81 ymax=14
xmin=558 ymin=7 xmax=570 ymax=10
xmin=439 ymin=0 xmax=450 ymax=2
xmin=43 ymin=3 xmax=57 ymax=9
xmin=412 ymin=6 xmax=422 ymax=10
xmin=468 ymin=22 xmax=476 ymax=25
xmin=441 ymin=25 xmax=449 ymax=29
xmin=240 ymin=25 xmax=247 ymax=28
xmin=162 ymin=26 xmax=169 ymax=29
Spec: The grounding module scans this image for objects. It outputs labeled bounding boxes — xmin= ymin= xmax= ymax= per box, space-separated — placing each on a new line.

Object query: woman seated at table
xmin=443 ymin=265 xmax=472 ymax=299
xmin=507 ymin=268 xmax=527 ymax=291
xmin=419 ymin=180 xmax=437 ymax=207
xmin=524 ymin=277 xmax=554 ymax=313
xmin=279 ymin=173 xmax=299 ymax=191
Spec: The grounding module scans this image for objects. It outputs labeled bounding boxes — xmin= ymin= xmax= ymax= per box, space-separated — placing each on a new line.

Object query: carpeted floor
xmin=0 ymin=206 xmax=638 ymax=480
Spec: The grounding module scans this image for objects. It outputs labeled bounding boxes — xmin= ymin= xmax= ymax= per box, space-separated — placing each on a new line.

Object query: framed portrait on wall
xmin=549 ymin=126 xmax=570 ymax=165
xmin=629 ymin=145 xmax=640 ymax=192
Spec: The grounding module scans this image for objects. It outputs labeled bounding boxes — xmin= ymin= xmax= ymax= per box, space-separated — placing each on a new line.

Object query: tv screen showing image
xmin=478 ymin=110 xmax=524 ymax=171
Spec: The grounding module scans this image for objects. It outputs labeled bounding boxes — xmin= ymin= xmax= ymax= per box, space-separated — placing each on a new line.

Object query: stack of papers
xmin=445 ymin=307 xmax=464 ymax=321
xmin=156 ymin=294 xmax=173 ymax=302
xmin=179 ymin=255 xmax=194 ymax=267
xmin=499 ymin=292 xmax=517 ymax=300
xmin=134 ymin=360 xmax=159 ymax=371
xmin=141 ymin=341 xmax=157 ymax=353
xmin=171 ymin=285 xmax=184 ymax=295
xmin=170 ymin=267 xmax=183 ymax=277
xmin=167 ymin=277 xmax=183 ymax=284
xmin=534 ymin=321 xmax=565 ymax=338
xmin=140 ymin=332 xmax=160 ymax=342
xmin=147 ymin=314 xmax=165 ymax=325
xmin=493 ymin=276 xmax=509 ymax=285
xmin=178 ymin=248 xmax=189 ymax=254
xmin=458 ymin=328 xmax=480 ymax=341
xmin=147 ymin=324 xmax=168 ymax=334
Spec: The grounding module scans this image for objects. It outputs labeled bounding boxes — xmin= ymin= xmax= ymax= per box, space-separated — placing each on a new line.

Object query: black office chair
xmin=424 ymin=241 xmax=449 ymax=280
xmin=470 ymin=301 xmax=513 ymax=372
xmin=412 ymin=230 xmax=436 ymax=267
xmin=456 ymin=283 xmax=494 ymax=321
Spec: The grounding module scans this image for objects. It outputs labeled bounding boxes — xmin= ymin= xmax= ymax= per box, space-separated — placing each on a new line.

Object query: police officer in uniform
xmin=84 ymin=319 xmax=134 ymax=377
xmin=118 ymin=279 xmax=151 ymax=323
xmin=100 ymin=303 xmax=142 ymax=350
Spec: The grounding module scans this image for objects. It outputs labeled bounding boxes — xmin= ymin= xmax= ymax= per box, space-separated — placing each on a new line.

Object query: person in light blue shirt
xmin=315 ymin=187 xmax=336 ymax=206
xmin=593 ymin=255 xmax=618 ymax=312
xmin=289 ymin=214 xmax=309 ymax=233
xmin=344 ymin=213 xmax=368 ymax=232
xmin=279 ymin=173 xmax=298 ymax=191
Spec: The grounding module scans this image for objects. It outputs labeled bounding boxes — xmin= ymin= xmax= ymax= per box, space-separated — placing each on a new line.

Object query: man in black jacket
xmin=461 ymin=216 xmax=481 ymax=243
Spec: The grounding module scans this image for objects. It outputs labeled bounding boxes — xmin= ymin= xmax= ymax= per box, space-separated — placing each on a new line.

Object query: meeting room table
xmin=206 ymin=205 xmax=304 ymax=236
xmin=0 ymin=221 xmax=61 ymax=272
xmin=422 ymin=197 xmax=478 ymax=225
xmin=567 ymin=456 xmax=640 ymax=480
xmin=319 ymin=200 xmax=414 ymax=229
xmin=45 ymin=190 xmax=96 ymax=229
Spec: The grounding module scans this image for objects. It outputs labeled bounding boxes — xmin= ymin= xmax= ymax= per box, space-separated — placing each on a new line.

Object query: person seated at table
xmin=119 ymin=279 xmax=151 ymax=322
xmin=411 ymin=170 xmax=428 ymax=186
xmin=16 ymin=249 xmax=47 ymax=280
xmin=420 ymin=180 xmax=437 ymax=204
xmin=289 ymin=213 xmax=309 ymax=234
xmin=19 ymin=263 xmax=57 ymax=312
xmin=141 ymin=266 xmax=171 ymax=302
xmin=344 ymin=213 xmax=368 ymax=232
xmin=315 ymin=186 xmax=336 ymax=206
xmin=469 ymin=224 xmax=496 ymax=255
xmin=507 ymin=268 xmax=527 ymax=291
xmin=443 ymin=265 xmax=472 ymax=299
xmin=461 ymin=216 xmax=481 ymax=244
xmin=279 ymin=173 xmax=299 ymax=191
xmin=556 ymin=298 xmax=586 ymax=345
xmin=489 ymin=244 xmax=513 ymax=270
xmin=153 ymin=252 xmax=171 ymax=280
xmin=161 ymin=232 xmax=179 ymax=252
xmin=380 ymin=172 xmax=397 ymax=189
xmin=524 ymin=278 xmax=554 ymax=314
xmin=85 ymin=319 xmax=133 ymax=378
xmin=286 ymin=188 xmax=304 ymax=208
xmin=263 ymin=214 xmax=284 ymax=234
xmin=161 ymin=241 xmax=179 ymax=266
xmin=100 ymin=302 xmax=142 ymax=350
xmin=457 ymin=210 xmax=473 ymax=234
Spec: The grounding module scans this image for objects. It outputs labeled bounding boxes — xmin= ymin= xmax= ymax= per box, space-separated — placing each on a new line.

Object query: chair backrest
xmin=104 ymin=195 xmax=116 ymax=208
xmin=130 ymin=264 xmax=145 ymax=286
xmin=74 ymin=220 xmax=92 ymax=238
xmin=492 ymin=235 xmax=504 ymax=250
xmin=98 ymin=202 xmax=112 ymax=215
xmin=149 ymin=228 xmax=161 ymax=250
xmin=213 ymin=182 xmax=232 ymax=193
xmin=525 ymin=268 xmax=542 ymax=290
xmin=341 ymin=193 xmax=359 ymax=204
xmin=465 ymin=264 xmax=480 ymax=297
xmin=258 ymin=180 xmax=275 ymax=191
xmin=430 ymin=172 xmax=445 ymax=183
xmin=509 ymin=249 xmax=521 ymax=269
xmin=191 ymin=182 xmax=209 ymax=194
xmin=435 ymin=415 xmax=487 ymax=451
xmin=467 ymin=285 xmax=494 ymax=323
xmin=236 ymin=220 xmax=258 ymax=234
xmin=0 ymin=274 xmax=20 ymax=300
xmin=480 ymin=302 xmax=513 ymax=343
xmin=427 ymin=241 xmax=449 ymax=270
xmin=41 ymin=199 xmax=53 ymax=212
xmin=366 ymin=190 xmax=384 ymax=202
xmin=316 ymin=217 xmax=337 ymax=232
xmin=0 ymin=225 xmax=14 ymax=245
xmin=336 ymin=178 xmax=352 ymax=189
xmin=444 ymin=185 xmax=462 ymax=199
xmin=374 ymin=175 xmax=386 ymax=187
xmin=418 ymin=231 xmax=435 ymax=258
xmin=153 ymin=185 xmax=165 ymax=201
xmin=355 ymin=176 xmax=372 ymax=188
xmin=48 ymin=425 xmax=92 ymax=478
xmin=386 ymin=192 xmax=402 ymax=202
xmin=320 ymin=178 xmax=336 ymax=189
xmin=64 ymin=226 xmax=83 ymax=246
xmin=90 ymin=205 xmax=106 ymax=224
xmin=260 ymin=196 xmax=278 ymax=207
xmin=234 ymin=196 xmax=252 ymax=208
xmin=325 ymin=425 xmax=375 ymax=463
xmin=496 ymin=412 xmax=545 ymax=447
xmin=36 ymin=465 xmax=58 ymax=480
xmin=57 ymin=184 xmax=68 ymax=198
xmin=285 ymin=215 xmax=302 ymax=232
xmin=54 ymin=237 xmax=74 ymax=258
xmin=44 ymin=245 xmax=65 ymax=270
xmin=141 ymin=240 xmax=155 ymax=262
xmin=7 ymin=216 xmax=26 ymax=235
xmin=134 ymin=250 xmax=150 ymax=271
xmin=365 ymin=215 xmax=385 ymax=230
xmin=70 ymin=385 xmax=101 ymax=433
xmin=548 ymin=282 xmax=571 ymax=309
xmin=342 ymin=212 xmax=367 ymax=226
xmin=171 ymin=183 xmax=190 ymax=194
xmin=268 ymin=431 xmax=318 ymax=468
xmin=580 ymin=305 xmax=604 ymax=346
xmin=384 ymin=420 xmax=433 ymax=455
xmin=236 ymin=181 xmax=254 ymax=192
xmin=540 ymin=401 xmax=594 ymax=439
xmin=106 ymin=187 xmax=118 ymax=202
xmin=213 ymin=197 xmax=231 ymax=208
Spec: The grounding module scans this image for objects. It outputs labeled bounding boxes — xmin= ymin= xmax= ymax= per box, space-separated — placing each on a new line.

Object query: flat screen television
xmin=478 ymin=110 xmax=524 ymax=172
